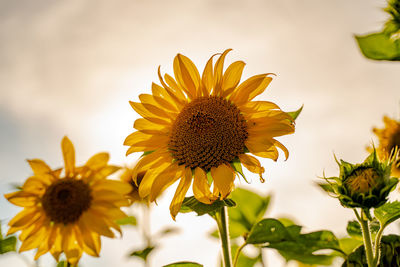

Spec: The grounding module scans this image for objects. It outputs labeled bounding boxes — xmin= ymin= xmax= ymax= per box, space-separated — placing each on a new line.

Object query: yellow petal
xmin=8 ymin=208 xmax=41 ymax=228
xmin=77 ymin=219 xmax=101 ymax=256
xmin=193 ymin=167 xmax=217 ymax=204
xmin=124 ymin=131 xmax=152 ymax=146
xmin=134 ymin=118 xmax=169 ymax=135
xmin=149 ymin=163 xmax=185 ymax=201
xmin=22 ymin=176 xmax=47 ymax=195
xmin=61 ymin=136 xmax=75 ymax=177
xmin=169 ymin=168 xmax=193 ymax=220
xmin=230 ymin=74 xmax=272 ymax=105
xmin=139 ymin=93 xmax=178 ymax=113
xmin=157 ymin=68 xmax=187 ymax=107
xmin=213 ymin=49 xmax=232 ymax=96
xmin=239 ymin=101 xmax=280 ymax=117
xmin=139 ymin=159 xmax=171 ymax=198
xmin=174 ymin=54 xmax=200 ymax=99
xmin=246 ymin=140 xmax=279 ymax=160
xmin=27 ymin=159 xmax=51 ymax=175
xmin=131 ymin=151 xmax=169 ymax=181
xmin=81 ymin=211 xmax=115 ymax=238
xmin=4 ymin=191 xmax=38 ymax=207
xmin=211 ymin=164 xmax=235 ymax=199
xmin=239 ymin=154 xmax=265 ymax=182
xmin=221 ymin=61 xmax=245 ymax=98
xmin=201 ymin=53 xmax=216 ymax=96
xmin=85 ymin=152 xmax=109 ymax=171
xmin=163 ymin=74 xmax=188 ymax=101
xmin=273 ymin=139 xmax=289 ymax=160
xmin=19 ymin=225 xmax=47 ymax=252
xmin=92 ymin=179 xmax=132 ymax=195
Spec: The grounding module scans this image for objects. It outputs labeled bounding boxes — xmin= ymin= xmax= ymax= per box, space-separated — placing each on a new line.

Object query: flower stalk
xmin=355 ymin=209 xmax=375 ymax=267
xmin=215 ymin=206 xmax=232 ymax=267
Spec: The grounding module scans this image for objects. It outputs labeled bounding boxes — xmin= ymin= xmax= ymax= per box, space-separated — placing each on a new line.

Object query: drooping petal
xmin=239 ymin=154 xmax=265 ymax=182
xmin=193 ymin=167 xmax=217 ymax=204
xmin=169 ymin=167 xmax=193 ymax=220
xmin=211 ymin=164 xmax=235 ymax=199
xmin=62 ymin=136 xmax=75 ymax=177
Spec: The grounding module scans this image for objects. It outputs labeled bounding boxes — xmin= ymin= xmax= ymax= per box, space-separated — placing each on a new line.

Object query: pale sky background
xmin=1 ymin=0 xmax=400 ymax=266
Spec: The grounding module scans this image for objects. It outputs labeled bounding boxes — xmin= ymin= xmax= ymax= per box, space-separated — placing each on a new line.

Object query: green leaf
xmin=56 ymin=261 xmax=67 ymax=267
xmin=246 ymin=218 xmax=291 ymax=244
xmin=163 ymin=262 xmax=203 ymax=267
xmin=116 ymin=216 xmax=137 ymax=226
xmin=337 ymin=238 xmax=363 ymax=256
xmin=346 ymin=220 xmax=380 ymax=239
xmin=374 ymin=201 xmax=400 ymax=229
xmin=0 ymin=236 xmax=17 ymax=254
xmin=180 ymin=196 xmax=236 ymax=217
xmin=223 ymin=188 xmax=271 ymax=239
xmin=355 ymin=32 xmax=400 ymax=61
xmin=129 ymin=246 xmax=155 ymax=261
xmin=266 ymin=230 xmax=341 ymax=265
xmin=287 ymin=105 xmax=303 ymax=121
xmin=246 ymin=218 xmax=342 ymax=265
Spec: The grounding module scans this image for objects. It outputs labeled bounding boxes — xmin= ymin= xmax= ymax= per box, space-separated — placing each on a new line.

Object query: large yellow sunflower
xmin=124 ymin=49 xmax=295 ymax=219
xmin=372 ymin=116 xmax=400 ymax=177
xmin=4 ymin=137 xmax=131 ymax=265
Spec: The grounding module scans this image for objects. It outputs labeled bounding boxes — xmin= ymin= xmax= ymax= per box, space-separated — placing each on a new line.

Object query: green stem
xmin=216 ymin=206 xmax=232 ymax=267
xmin=355 ymin=209 xmax=375 ymax=267
xmin=233 ymin=242 xmax=246 ymax=267
xmin=373 ymin=224 xmax=385 ymax=266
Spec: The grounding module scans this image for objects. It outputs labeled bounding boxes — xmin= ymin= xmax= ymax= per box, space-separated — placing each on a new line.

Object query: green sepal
xmin=180 ymin=196 xmax=236 ymax=217
xmin=230 ymin=157 xmax=248 ymax=183
xmin=287 ymin=105 xmax=303 ymax=121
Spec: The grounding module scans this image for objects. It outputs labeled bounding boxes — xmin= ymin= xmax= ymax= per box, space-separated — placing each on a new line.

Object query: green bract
xmin=321 ymin=150 xmax=398 ymax=209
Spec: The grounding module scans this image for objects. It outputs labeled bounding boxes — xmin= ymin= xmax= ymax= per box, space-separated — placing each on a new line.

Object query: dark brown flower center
xmin=42 ymin=178 xmax=92 ymax=224
xmin=168 ymin=96 xmax=248 ymax=171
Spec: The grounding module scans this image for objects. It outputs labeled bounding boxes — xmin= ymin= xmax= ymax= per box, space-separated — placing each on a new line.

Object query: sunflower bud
xmin=321 ymin=149 xmax=398 ymax=209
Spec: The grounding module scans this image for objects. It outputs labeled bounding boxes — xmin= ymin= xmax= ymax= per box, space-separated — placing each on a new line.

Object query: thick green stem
xmin=355 ymin=209 xmax=375 ymax=267
xmin=373 ymin=225 xmax=384 ymax=266
xmin=216 ymin=206 xmax=232 ymax=267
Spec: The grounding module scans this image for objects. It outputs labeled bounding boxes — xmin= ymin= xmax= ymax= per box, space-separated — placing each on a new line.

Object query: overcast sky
xmin=1 ymin=0 xmax=400 ymax=266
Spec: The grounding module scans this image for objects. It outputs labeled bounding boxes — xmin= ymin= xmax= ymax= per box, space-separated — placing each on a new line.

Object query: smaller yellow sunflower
xmin=372 ymin=116 xmax=400 ymax=177
xmin=119 ymin=167 xmax=147 ymax=204
xmin=4 ymin=137 xmax=131 ymax=265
